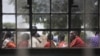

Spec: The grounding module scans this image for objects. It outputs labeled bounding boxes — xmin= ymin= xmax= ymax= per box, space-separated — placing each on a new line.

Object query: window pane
xmin=17 ymin=31 xmax=30 ymax=48
xmin=3 ymin=15 xmax=15 ymax=29
xmin=17 ymin=0 xmax=29 ymax=13
xmin=71 ymin=14 xmax=84 ymax=28
xmin=51 ymin=0 xmax=68 ymax=13
xmin=32 ymin=15 xmax=50 ymax=29
xmin=51 ymin=15 xmax=68 ymax=29
xmin=2 ymin=31 xmax=16 ymax=49
xmin=84 ymin=14 xmax=98 ymax=28
xmin=52 ymin=31 xmax=68 ymax=48
xmin=85 ymin=0 xmax=98 ymax=13
xmin=32 ymin=0 xmax=50 ymax=13
xmin=2 ymin=0 xmax=15 ymax=13
xmin=71 ymin=0 xmax=84 ymax=13
xmin=17 ymin=15 xmax=29 ymax=29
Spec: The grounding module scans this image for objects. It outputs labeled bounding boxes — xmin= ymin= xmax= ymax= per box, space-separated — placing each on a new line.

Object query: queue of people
xmin=1 ymin=26 xmax=100 ymax=48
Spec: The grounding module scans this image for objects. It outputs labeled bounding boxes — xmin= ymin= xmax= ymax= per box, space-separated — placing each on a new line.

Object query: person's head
xmin=69 ymin=31 xmax=77 ymax=41
xmin=22 ymin=33 xmax=30 ymax=40
xmin=47 ymin=33 xmax=53 ymax=41
xmin=95 ymin=31 xmax=99 ymax=35
xmin=6 ymin=31 xmax=12 ymax=38
xmin=35 ymin=33 xmax=40 ymax=37
xmin=32 ymin=26 xmax=37 ymax=36
xmin=58 ymin=34 xmax=65 ymax=42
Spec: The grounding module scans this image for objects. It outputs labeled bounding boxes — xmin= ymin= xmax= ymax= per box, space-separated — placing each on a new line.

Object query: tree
xmin=8 ymin=0 xmax=100 ymax=45
xmin=9 ymin=0 xmax=98 ymax=30
xmin=3 ymin=23 xmax=15 ymax=28
xmin=9 ymin=0 xmax=69 ymax=29
xmin=84 ymin=0 xmax=98 ymax=28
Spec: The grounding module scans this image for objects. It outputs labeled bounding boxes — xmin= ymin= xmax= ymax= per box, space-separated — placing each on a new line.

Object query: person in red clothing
xmin=2 ymin=31 xmax=16 ymax=48
xmin=18 ymin=33 xmax=29 ymax=48
xmin=2 ymin=38 xmax=16 ymax=48
xmin=57 ymin=34 xmax=67 ymax=48
xmin=44 ymin=33 xmax=55 ymax=48
xmin=69 ymin=31 xmax=85 ymax=48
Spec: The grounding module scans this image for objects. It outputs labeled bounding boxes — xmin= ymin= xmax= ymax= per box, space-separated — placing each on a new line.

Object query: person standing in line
xmin=18 ymin=33 xmax=30 ymax=48
xmin=89 ymin=32 xmax=100 ymax=48
xmin=28 ymin=26 xmax=41 ymax=48
xmin=69 ymin=31 xmax=85 ymax=48
xmin=57 ymin=34 xmax=68 ymax=48
xmin=44 ymin=33 xmax=56 ymax=48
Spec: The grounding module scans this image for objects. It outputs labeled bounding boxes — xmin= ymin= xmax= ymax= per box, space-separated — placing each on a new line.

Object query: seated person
xmin=57 ymin=34 xmax=68 ymax=48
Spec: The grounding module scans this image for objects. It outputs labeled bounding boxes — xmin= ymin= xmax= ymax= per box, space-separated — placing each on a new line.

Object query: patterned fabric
xmin=90 ymin=35 xmax=100 ymax=47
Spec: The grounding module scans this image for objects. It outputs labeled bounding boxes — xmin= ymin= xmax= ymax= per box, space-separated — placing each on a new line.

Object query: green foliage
xmin=9 ymin=0 xmax=98 ymax=30
xmin=3 ymin=22 xmax=15 ymax=28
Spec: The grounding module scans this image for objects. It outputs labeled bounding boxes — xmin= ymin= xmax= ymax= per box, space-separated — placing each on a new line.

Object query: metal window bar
xmin=0 ymin=0 xmax=100 ymax=48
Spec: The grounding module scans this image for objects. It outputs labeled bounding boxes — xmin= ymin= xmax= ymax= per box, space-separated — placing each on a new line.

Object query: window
xmin=1 ymin=0 xmax=100 ymax=49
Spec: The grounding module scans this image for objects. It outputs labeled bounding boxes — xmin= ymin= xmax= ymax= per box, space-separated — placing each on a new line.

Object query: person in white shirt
xmin=28 ymin=26 xmax=41 ymax=48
